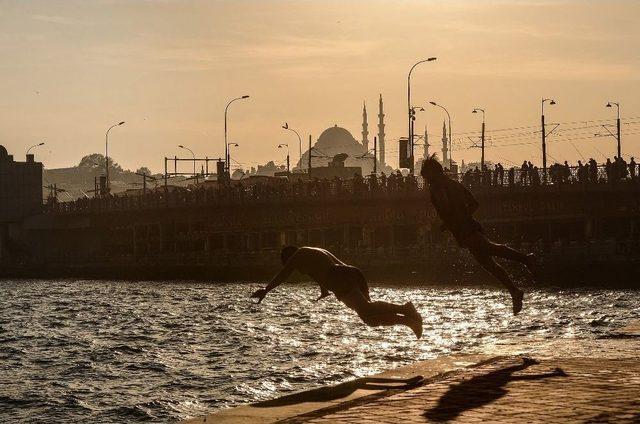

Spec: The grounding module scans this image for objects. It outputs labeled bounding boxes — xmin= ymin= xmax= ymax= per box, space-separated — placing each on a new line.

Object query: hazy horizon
xmin=1 ymin=0 xmax=639 ymax=173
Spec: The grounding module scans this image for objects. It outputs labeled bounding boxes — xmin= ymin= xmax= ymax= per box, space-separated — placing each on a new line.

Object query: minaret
xmin=441 ymin=120 xmax=449 ymax=165
xmin=378 ymin=94 xmax=386 ymax=167
xmin=423 ymin=125 xmax=430 ymax=159
xmin=362 ymin=102 xmax=369 ymax=151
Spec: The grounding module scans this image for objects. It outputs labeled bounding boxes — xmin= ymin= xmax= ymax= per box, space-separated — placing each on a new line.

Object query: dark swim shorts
xmin=325 ymin=265 xmax=371 ymax=301
xmin=447 ymin=217 xmax=485 ymax=247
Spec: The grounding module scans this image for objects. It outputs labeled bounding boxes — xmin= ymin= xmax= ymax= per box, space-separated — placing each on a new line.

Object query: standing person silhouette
xmin=420 ymin=157 xmax=536 ymax=315
xmin=251 ymin=246 xmax=424 ymax=338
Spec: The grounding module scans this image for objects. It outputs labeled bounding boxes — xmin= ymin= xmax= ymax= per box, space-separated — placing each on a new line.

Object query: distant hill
xmin=43 ymin=153 xmax=162 ymax=201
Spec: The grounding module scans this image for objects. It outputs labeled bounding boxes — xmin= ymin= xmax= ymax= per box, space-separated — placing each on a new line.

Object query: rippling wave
xmin=0 ymin=280 xmax=638 ymax=423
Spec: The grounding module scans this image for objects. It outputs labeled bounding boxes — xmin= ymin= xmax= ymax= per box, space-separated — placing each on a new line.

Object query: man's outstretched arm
xmin=250 ymin=258 xmax=296 ymax=303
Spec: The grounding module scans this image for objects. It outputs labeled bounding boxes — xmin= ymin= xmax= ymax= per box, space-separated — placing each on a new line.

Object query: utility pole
xmin=541 ymin=98 xmax=556 ymax=182
xmin=308 ymin=135 xmax=312 ymax=178
xmin=617 ymin=115 xmax=621 ymax=158
xmin=541 ymin=112 xmax=546 ymax=178
xmin=164 ymin=157 xmax=168 ymax=190
xmin=481 ymin=120 xmax=485 ymax=168
xmin=409 ymin=110 xmax=415 ymax=173
xmin=135 ymin=171 xmax=156 ymax=195
xmin=472 ymin=108 xmax=485 ymax=169
xmin=606 ymin=102 xmax=621 ymax=157
xmin=407 ymin=107 xmax=425 ymax=174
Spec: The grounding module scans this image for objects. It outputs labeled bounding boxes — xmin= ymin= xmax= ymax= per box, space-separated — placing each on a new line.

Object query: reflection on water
xmin=0 ymin=280 xmax=637 ymax=423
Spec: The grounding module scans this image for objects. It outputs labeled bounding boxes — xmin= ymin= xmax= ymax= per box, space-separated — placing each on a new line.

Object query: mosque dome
xmin=297 ymin=125 xmax=368 ymax=171
xmin=316 ymin=125 xmax=360 ymax=150
xmin=0 ymin=145 xmax=8 ymax=161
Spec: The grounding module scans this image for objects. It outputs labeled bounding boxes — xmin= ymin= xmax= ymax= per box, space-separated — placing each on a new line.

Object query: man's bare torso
xmin=289 ymin=247 xmax=346 ymax=287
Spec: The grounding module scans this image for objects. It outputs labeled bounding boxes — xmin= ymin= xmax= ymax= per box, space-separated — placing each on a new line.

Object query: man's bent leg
xmin=342 ymin=292 xmax=423 ymax=339
xmin=468 ymin=233 xmax=536 ymax=275
xmin=469 ymin=248 xmax=524 ymax=315
xmin=488 ymin=242 xmax=528 ymax=263
xmin=488 ymin=241 xmax=537 ymax=276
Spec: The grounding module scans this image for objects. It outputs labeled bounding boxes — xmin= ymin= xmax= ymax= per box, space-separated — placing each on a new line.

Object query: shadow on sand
xmin=424 ymin=357 xmax=567 ymax=422
xmin=254 ymin=375 xmax=423 ymax=407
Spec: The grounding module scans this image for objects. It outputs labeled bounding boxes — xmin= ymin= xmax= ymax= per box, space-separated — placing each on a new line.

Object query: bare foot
xmin=511 ymin=289 xmax=524 ymax=316
xmin=315 ymin=287 xmax=331 ymax=302
xmin=404 ymin=302 xmax=423 ymax=339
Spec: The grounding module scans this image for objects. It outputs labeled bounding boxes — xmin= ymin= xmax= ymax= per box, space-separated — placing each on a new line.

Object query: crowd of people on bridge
xmin=48 ymin=156 xmax=637 ymax=215
xmin=48 ymin=171 xmax=423 ymax=214
xmin=460 ymin=156 xmax=637 ymax=188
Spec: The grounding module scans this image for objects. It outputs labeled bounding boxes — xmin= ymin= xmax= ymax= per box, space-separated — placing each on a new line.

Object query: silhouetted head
xmin=420 ymin=156 xmax=444 ymax=183
xmin=280 ymin=245 xmax=298 ymax=264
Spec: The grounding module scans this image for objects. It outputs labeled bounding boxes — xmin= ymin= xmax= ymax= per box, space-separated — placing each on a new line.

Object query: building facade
xmin=0 ymin=146 xmax=43 ymax=223
xmin=0 ymin=145 xmax=43 ymax=261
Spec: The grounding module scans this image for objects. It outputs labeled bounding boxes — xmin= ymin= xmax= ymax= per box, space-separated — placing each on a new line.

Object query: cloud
xmin=32 ymin=14 xmax=93 ymax=27
xmin=240 ymin=35 xmax=376 ymax=60
xmin=436 ymin=58 xmax=639 ymax=81
xmin=126 ymin=33 xmax=378 ymax=73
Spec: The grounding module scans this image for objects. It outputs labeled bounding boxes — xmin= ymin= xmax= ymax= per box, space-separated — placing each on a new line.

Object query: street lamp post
xmin=278 ymin=143 xmax=290 ymax=174
xmin=408 ymin=57 xmax=437 ymax=173
xmin=105 ymin=121 xmax=125 ymax=193
xmin=606 ymin=102 xmax=621 ymax=157
xmin=224 ymin=95 xmax=250 ymax=175
xmin=282 ymin=123 xmax=302 ymax=170
xmin=409 ymin=106 xmax=425 ymax=166
xmin=178 ymin=145 xmax=196 ymax=175
xmin=26 ymin=142 xmax=45 ymax=156
xmin=227 ymin=143 xmax=239 ymax=175
xmin=541 ymin=98 xmax=556 ymax=181
xmin=472 ymin=108 xmax=486 ymax=169
xmin=429 ymin=101 xmax=452 ymax=169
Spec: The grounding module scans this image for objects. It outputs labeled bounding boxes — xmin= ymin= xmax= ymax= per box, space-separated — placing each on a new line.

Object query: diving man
xmin=421 ymin=157 xmax=536 ymax=315
xmin=251 ymin=246 xmax=424 ymax=338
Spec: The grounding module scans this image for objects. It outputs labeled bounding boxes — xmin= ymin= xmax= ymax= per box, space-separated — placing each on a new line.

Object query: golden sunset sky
xmin=1 ymin=0 xmax=638 ymax=172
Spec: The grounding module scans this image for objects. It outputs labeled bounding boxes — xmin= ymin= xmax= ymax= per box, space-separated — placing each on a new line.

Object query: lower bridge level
xmin=3 ymin=182 xmax=640 ymax=286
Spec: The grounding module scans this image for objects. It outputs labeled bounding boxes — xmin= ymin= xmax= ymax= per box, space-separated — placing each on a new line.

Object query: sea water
xmin=0 ymin=279 xmax=638 ymax=423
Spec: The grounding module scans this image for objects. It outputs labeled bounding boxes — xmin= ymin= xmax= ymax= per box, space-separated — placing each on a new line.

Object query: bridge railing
xmin=46 ymin=163 xmax=638 ymax=215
